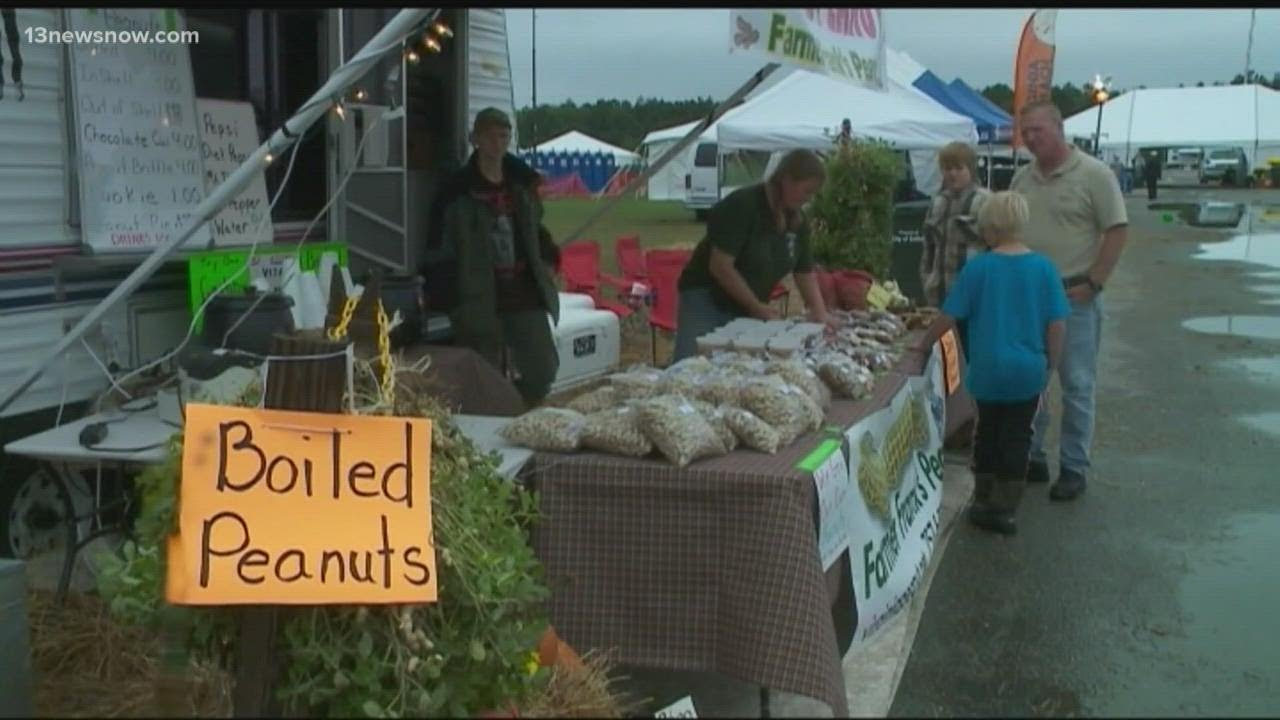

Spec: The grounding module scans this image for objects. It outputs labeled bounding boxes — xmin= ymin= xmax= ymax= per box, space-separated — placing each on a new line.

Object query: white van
xmin=684 ymin=142 xmax=720 ymax=220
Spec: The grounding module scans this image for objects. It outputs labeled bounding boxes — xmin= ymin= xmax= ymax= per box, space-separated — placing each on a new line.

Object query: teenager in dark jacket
xmin=422 ymin=108 xmax=562 ymax=407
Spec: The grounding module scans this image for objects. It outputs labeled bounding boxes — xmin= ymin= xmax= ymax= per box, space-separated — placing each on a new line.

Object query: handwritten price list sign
xmin=166 ymin=404 xmax=437 ymax=605
xmin=68 ymin=9 xmax=210 ymax=253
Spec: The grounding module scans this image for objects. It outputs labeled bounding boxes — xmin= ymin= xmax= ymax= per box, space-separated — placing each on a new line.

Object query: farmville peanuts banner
xmin=844 ymin=344 xmax=946 ymax=643
xmin=729 ymin=8 xmax=887 ymax=90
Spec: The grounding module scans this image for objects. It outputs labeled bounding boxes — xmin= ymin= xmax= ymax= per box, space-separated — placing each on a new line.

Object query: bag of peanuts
xmin=635 ymin=394 xmax=727 ymax=468
xmin=722 ymin=406 xmax=784 ymax=454
xmin=739 ymin=376 xmax=811 ymax=445
xmin=566 ymin=384 xmax=618 ymax=415
xmin=609 ymin=368 xmax=666 ymax=401
xmin=580 ymin=405 xmax=653 ymax=458
xmin=698 ymin=367 xmax=746 ymax=407
xmin=766 ymin=358 xmax=831 ymax=410
xmin=814 ymin=354 xmax=876 ymax=400
xmin=688 ymin=399 xmax=739 ymax=452
xmin=500 ymin=407 xmax=587 ymax=452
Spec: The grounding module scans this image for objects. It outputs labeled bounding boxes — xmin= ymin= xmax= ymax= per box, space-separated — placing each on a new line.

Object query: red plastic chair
xmin=644 ymin=249 xmax=692 ymax=366
xmin=614 ymin=234 xmax=648 ymax=284
xmin=558 ymin=240 xmax=633 ymax=318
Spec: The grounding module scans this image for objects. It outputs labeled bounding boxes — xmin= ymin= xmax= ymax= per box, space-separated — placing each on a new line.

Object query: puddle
xmin=1183 ymin=315 xmax=1280 ymax=340
xmin=1247 ymin=284 xmax=1280 ymax=295
xmin=1238 ymin=412 xmax=1280 ymax=438
xmin=1193 ymin=233 xmax=1280 ymax=272
xmin=1247 ymin=271 xmax=1280 ymax=280
xmin=1150 ymin=201 xmax=1247 ymax=228
xmin=1216 ymin=357 xmax=1280 ymax=382
xmin=1172 ymin=512 xmax=1280 ymax=714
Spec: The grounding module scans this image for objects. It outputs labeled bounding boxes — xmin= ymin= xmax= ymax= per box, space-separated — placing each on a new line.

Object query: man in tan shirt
xmin=1010 ymin=101 xmax=1129 ymax=501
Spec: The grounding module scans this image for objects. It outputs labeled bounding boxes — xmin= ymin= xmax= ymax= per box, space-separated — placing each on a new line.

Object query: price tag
xmin=938 ymin=330 xmax=961 ymax=395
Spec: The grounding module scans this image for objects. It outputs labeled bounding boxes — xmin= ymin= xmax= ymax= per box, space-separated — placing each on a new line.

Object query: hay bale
xmin=27 ymin=590 xmax=231 ymax=718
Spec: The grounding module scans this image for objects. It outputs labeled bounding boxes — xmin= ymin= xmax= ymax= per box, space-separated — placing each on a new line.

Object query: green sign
xmin=796 ymin=438 xmax=843 ymax=473
xmin=187 ymin=242 xmax=349 ymax=333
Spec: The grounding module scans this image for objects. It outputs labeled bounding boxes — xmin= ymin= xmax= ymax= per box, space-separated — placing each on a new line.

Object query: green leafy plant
xmin=808 ymin=140 xmax=903 ymax=278
xmin=96 ymin=376 xmax=553 ymax=718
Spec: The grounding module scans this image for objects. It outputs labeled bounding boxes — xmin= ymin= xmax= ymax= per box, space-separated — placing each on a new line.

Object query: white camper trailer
xmin=0 ymin=8 xmax=519 ymax=558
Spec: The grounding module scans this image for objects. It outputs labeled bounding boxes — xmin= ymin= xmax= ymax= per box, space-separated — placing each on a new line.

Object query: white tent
xmin=534 ymin=129 xmax=641 ymax=165
xmin=640 ymin=49 xmax=963 ymax=200
xmin=1064 ymin=84 xmax=1280 ymax=168
xmin=716 ymin=71 xmax=977 ymax=152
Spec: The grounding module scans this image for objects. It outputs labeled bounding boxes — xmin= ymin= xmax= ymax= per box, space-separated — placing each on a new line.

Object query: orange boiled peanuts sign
xmin=165 ymin=403 xmax=436 ymax=605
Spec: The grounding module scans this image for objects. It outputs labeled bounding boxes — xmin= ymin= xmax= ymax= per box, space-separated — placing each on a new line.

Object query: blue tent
xmin=911 ymin=70 xmax=1008 ymax=145
xmin=947 ymin=79 xmax=1013 ymax=143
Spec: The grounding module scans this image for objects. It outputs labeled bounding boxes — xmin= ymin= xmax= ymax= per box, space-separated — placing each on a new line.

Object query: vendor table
xmin=527 ymin=337 xmax=970 ymax=715
xmin=451 ymin=415 xmax=534 ymax=481
xmin=3 ymin=397 xmax=180 ymax=601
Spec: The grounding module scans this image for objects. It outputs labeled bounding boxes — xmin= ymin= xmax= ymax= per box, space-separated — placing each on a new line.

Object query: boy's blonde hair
xmin=978 ymin=191 xmax=1030 ymax=243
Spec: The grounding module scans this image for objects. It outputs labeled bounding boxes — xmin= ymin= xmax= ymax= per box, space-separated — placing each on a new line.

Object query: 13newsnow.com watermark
xmin=25 ymin=27 xmax=200 ymax=45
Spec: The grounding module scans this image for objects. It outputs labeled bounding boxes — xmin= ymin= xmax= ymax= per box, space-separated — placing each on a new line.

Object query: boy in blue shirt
xmin=916 ymin=191 xmax=1070 ymax=535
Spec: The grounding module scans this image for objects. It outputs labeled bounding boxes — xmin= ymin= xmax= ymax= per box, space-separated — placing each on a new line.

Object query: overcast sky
xmin=504 ymin=9 xmax=1280 ymax=108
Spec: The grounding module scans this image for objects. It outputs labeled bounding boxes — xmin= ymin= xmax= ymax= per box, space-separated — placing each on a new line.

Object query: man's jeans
xmin=1030 ymin=295 xmax=1103 ymax=475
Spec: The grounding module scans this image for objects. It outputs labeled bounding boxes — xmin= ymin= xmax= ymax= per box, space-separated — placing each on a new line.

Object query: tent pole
xmin=0 ymin=8 xmax=435 ymax=416
xmin=562 ymin=63 xmax=781 ymax=243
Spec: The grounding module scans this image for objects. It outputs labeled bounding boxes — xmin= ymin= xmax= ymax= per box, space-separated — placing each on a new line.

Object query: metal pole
xmin=531 ymin=9 xmax=537 ymax=161
xmin=1093 ymin=101 xmax=1105 ymax=158
xmin=562 ymin=62 xmax=781 ymax=243
xmin=0 ymin=8 xmax=434 ymax=416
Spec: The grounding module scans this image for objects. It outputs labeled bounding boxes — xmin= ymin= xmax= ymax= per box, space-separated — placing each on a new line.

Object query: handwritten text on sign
xmin=196 ymin=99 xmax=272 ymax=247
xmin=166 ymin=404 xmax=436 ymax=605
xmin=68 ymin=9 xmax=210 ymax=252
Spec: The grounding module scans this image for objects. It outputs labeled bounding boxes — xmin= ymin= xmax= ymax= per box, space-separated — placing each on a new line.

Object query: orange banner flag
xmin=1011 ymin=9 xmax=1058 ymax=150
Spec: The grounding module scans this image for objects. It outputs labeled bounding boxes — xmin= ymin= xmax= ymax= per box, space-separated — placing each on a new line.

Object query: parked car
xmin=1200 ymin=147 xmax=1249 ymax=186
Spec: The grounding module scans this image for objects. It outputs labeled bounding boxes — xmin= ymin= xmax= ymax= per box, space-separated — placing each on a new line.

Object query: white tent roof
xmin=717 ymin=70 xmax=978 ymax=152
xmin=535 ymin=130 xmax=641 ymax=163
xmin=1064 ymin=84 xmax=1280 ymax=166
xmin=641 ymin=48 xmax=934 ymax=148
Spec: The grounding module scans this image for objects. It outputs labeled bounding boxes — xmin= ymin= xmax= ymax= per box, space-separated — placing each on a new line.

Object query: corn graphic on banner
xmin=841 ymin=343 xmax=946 ymax=644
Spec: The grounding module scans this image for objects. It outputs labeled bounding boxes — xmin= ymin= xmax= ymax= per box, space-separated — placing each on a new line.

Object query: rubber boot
xmin=974 ymin=475 xmax=1023 ymax=536
xmin=967 ymin=472 xmax=996 ymax=528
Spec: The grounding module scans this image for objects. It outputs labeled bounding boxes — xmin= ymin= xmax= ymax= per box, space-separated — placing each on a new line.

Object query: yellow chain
xmin=327 ymin=296 xmax=360 ymax=341
xmin=375 ymin=300 xmax=395 ymax=406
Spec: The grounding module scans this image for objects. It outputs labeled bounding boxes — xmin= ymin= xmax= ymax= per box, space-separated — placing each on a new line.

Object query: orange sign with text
xmin=939 ymin=330 xmax=961 ymax=395
xmin=165 ymin=403 xmax=436 ymax=605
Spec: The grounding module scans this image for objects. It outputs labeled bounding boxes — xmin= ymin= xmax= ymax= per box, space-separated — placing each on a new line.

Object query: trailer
xmin=0 ymin=8 xmax=520 ymax=558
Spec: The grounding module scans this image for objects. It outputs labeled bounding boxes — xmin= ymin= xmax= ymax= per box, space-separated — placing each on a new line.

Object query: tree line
xmin=515 ymin=72 xmax=1280 ymax=152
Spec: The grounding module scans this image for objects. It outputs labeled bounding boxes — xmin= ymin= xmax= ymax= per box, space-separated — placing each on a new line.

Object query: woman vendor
xmin=671 ymin=149 xmax=834 ymax=362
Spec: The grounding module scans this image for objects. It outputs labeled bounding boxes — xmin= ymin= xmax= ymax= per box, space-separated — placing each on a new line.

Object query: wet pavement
xmin=891 ymin=188 xmax=1280 ymax=717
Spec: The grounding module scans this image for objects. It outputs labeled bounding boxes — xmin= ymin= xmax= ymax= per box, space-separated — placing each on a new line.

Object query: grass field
xmin=542 ymin=198 xmax=707 ymax=274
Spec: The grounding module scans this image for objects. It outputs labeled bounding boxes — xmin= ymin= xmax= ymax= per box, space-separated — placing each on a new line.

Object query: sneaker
xmin=1026 ymin=460 xmax=1050 ymax=484
xmin=1049 ymin=469 xmax=1087 ymax=501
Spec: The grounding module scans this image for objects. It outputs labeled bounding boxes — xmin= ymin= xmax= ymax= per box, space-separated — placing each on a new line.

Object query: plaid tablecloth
xmin=528 ymin=340 xmax=936 ymax=715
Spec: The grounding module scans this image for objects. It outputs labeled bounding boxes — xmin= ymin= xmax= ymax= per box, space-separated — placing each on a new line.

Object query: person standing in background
xmin=1142 ymin=149 xmax=1162 ymax=200
xmin=920 ymin=142 xmax=992 ymax=309
xmin=422 ymin=108 xmax=562 ymax=407
xmin=1010 ymin=100 xmax=1129 ymax=502
xmin=916 ymin=191 xmax=1069 ymax=535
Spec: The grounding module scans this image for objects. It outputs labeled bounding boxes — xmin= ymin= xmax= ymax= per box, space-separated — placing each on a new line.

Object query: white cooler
xmin=549 ymin=303 xmax=620 ymax=393
xmin=558 ymin=292 xmax=596 ymax=312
